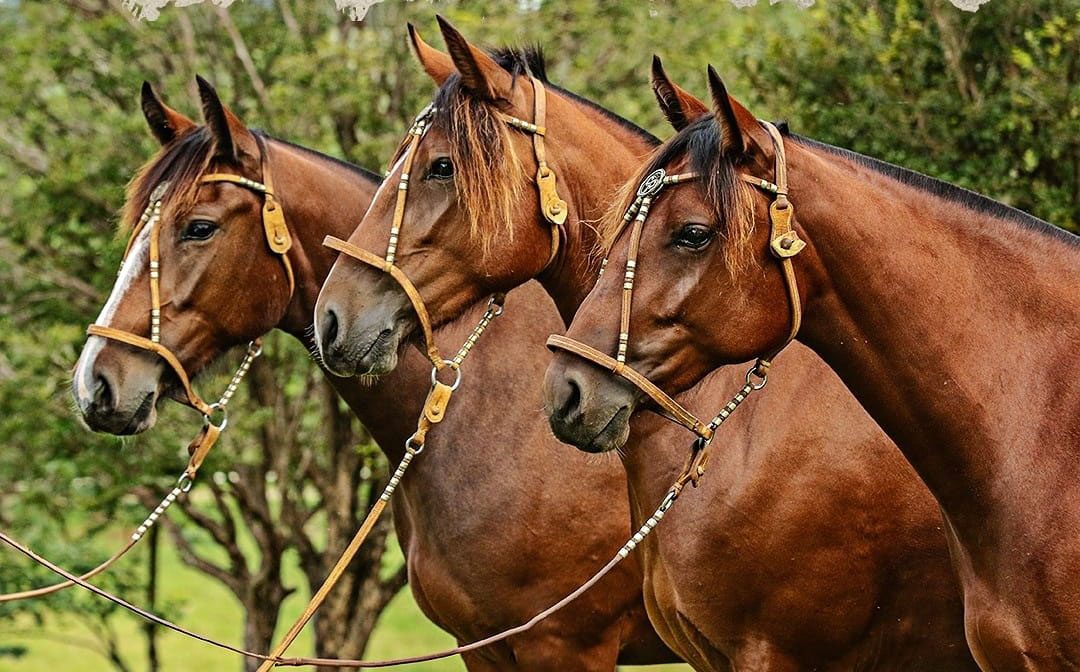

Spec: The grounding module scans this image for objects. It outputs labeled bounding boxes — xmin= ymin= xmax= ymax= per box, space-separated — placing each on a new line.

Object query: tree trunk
xmin=144 ymin=525 xmax=160 ymax=672
xmin=240 ymin=579 xmax=289 ymax=672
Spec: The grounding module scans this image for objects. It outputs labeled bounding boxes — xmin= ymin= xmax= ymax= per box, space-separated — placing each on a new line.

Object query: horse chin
xmin=322 ymin=318 xmax=407 ymax=378
xmin=582 ymin=406 xmax=632 ymax=454
xmin=361 ymin=342 xmax=400 ymax=377
xmin=124 ymin=404 xmax=159 ymax=435
xmin=82 ymin=389 xmax=160 ymax=436
xmin=551 ymin=403 xmax=632 ymax=455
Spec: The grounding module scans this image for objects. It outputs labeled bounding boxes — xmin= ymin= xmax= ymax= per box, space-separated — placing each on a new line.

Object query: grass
xmin=1 ymin=530 xmax=690 ymax=671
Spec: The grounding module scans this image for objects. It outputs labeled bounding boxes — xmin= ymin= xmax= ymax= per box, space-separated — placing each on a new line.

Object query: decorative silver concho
xmin=637 ymin=168 xmax=667 ymax=198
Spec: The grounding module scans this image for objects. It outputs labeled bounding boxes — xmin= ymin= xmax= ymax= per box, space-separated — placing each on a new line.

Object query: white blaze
xmin=73 ymin=225 xmax=151 ymax=406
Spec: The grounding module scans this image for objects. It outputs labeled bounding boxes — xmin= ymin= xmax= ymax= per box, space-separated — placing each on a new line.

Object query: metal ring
xmin=405 ymin=437 xmax=425 ymax=455
xmin=204 ymin=403 xmax=229 ymax=431
xmin=745 ymin=366 xmax=768 ymax=391
xmin=177 ymin=473 xmax=194 ymax=493
xmin=248 ymin=341 xmax=263 ymax=358
xmin=488 ymin=296 xmax=505 ymax=318
xmin=430 ymin=360 xmax=463 ymax=391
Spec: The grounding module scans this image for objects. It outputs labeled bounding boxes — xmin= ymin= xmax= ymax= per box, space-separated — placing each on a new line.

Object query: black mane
xmin=788 ymin=133 xmax=1076 ymax=246
xmin=637 ymin=114 xmax=1075 ymax=248
xmin=488 ymin=44 xmax=549 ymax=83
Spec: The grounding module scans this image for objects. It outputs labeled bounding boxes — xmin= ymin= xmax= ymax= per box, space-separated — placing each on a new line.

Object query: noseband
xmin=548 ymin=121 xmax=804 ymax=478
xmin=322 ymin=75 xmax=566 ymax=377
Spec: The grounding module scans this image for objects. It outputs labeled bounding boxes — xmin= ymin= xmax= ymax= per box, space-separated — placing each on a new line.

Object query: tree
xmin=751 ymin=0 xmax=1079 ymax=231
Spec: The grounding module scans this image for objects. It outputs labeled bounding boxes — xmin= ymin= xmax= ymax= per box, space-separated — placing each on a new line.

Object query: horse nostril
xmin=557 ymin=377 xmax=582 ymax=423
xmin=92 ymin=373 xmax=114 ymax=414
xmin=322 ymin=308 xmax=339 ymax=350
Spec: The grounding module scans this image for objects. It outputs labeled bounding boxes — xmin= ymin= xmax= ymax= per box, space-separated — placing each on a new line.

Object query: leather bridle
xmin=87 ymin=136 xmax=293 ymax=424
xmin=85 ymin=135 xmax=298 ymax=504
xmin=258 ymin=79 xmax=569 ymax=670
xmin=547 ymin=121 xmax=805 ymax=482
xmin=322 ymin=75 xmax=567 ymax=377
xmin=1 ymin=139 xmax=294 ymax=605
xmin=0 ymin=94 xmax=805 ymax=672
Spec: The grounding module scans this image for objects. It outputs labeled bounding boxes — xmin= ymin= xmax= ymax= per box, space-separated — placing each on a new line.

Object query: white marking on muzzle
xmin=74 ymin=225 xmax=151 ymax=410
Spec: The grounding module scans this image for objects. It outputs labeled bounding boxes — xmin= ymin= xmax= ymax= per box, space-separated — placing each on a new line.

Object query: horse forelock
xmin=600 ymin=115 xmax=756 ymax=275
xmin=121 ymin=127 xmax=217 ymax=237
xmin=432 ymin=76 xmax=526 ymax=257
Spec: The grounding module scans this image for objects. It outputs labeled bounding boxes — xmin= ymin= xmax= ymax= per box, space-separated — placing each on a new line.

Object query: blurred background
xmin=0 ymin=0 xmax=1076 ymax=670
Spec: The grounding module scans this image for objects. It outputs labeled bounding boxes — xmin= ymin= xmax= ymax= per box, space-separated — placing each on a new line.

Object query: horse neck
xmin=538 ymin=92 xmax=658 ymax=324
xmin=265 ymin=139 xmax=377 ymax=338
xmin=789 ymin=139 xmax=1080 ymax=527
xmin=264 ymin=138 xmax=424 ymax=457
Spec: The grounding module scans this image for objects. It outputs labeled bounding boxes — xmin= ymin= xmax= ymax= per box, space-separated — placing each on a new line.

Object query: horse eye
xmin=181 ymin=219 xmax=218 ymax=241
xmin=427 ymin=157 xmax=454 ymax=180
xmin=673 ymin=223 xmax=715 ymax=250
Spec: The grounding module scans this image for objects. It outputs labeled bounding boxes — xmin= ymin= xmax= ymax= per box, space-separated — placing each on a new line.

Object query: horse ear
xmin=196 ymin=75 xmax=255 ymax=163
xmin=141 ymin=81 xmax=195 ymax=145
xmin=651 ymin=56 xmax=708 ymax=132
xmin=706 ymin=65 xmax=766 ymax=156
xmin=409 ymin=23 xmax=454 ymax=86
xmin=436 ymin=15 xmax=514 ymax=103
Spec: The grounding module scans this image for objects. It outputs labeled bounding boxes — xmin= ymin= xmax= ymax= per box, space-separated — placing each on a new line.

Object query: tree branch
xmin=159 ymin=512 xmax=242 ymax=592
xmin=214 ymin=6 xmax=273 ymax=113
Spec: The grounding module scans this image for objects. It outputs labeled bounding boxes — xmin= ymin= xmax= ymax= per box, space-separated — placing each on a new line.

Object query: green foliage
xmin=754 ymin=0 xmax=1078 ymax=230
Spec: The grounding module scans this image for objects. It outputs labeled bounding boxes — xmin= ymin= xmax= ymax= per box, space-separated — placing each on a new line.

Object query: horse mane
xmin=431 ymin=50 xmax=531 ymax=254
xmin=787 ymin=133 xmax=1078 ymax=248
xmin=431 ymin=44 xmax=659 ymax=256
xmin=600 ymin=115 xmax=1077 ymax=270
xmin=599 ymin=114 xmax=756 ymax=275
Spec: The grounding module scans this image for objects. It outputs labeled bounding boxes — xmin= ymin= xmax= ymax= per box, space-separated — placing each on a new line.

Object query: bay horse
xmin=314 ymin=19 xmax=978 ymax=670
xmin=545 ymin=64 xmax=1080 ymax=670
xmin=70 ymin=78 xmax=677 ymax=670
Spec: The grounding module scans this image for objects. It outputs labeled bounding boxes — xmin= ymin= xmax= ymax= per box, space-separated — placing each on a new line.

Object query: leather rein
xmin=548 ymin=120 xmax=805 ymax=485
xmin=0 ymin=80 xmax=653 ymax=669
